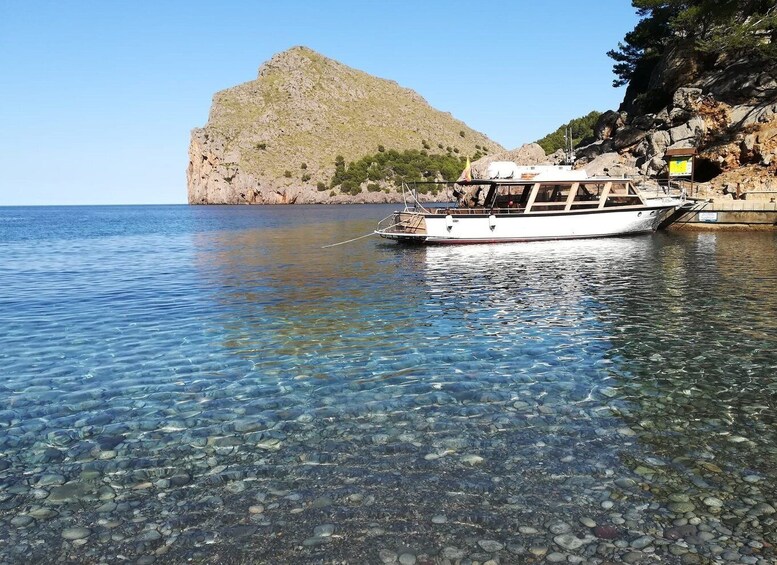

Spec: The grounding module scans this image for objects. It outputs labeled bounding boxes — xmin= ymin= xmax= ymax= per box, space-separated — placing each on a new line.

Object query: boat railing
xmin=430 ymin=206 xmax=509 ymax=215
xmin=376 ymin=213 xmax=400 ymax=233
xmin=634 ymin=178 xmax=687 ymax=200
xmin=376 ymin=211 xmax=427 ymax=235
xmin=400 ymin=182 xmax=436 ymax=213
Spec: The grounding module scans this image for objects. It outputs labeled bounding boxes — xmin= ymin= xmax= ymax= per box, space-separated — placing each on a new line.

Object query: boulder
xmin=633 ymin=139 xmax=649 ymax=159
xmin=575 ymin=139 xmax=614 ymax=163
xmin=668 ymin=106 xmax=693 ymax=125
xmin=654 ymin=107 xmax=670 ymax=128
xmin=630 ymin=113 xmax=656 ymax=131
xmin=666 ymin=87 xmax=704 ymax=125
xmin=547 ymin=149 xmax=567 ymax=164
xmin=741 ymin=133 xmax=757 ymax=155
xmin=613 ymin=127 xmax=648 ymax=151
xmin=583 ymin=152 xmax=640 ymax=177
xmin=644 ymin=130 xmax=672 ymax=160
xmin=668 ymin=116 xmax=706 ymax=146
xmin=595 ymin=110 xmax=626 ymax=141
xmin=645 ymin=156 xmax=667 ymax=176
xmin=672 ymin=87 xmax=703 ymax=113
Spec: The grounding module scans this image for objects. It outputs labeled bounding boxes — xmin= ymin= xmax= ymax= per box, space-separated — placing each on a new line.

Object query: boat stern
xmin=375 ymin=211 xmax=428 ymax=242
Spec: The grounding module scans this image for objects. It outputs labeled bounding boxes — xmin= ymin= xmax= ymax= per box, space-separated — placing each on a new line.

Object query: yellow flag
xmin=458 ymin=157 xmax=472 ymax=182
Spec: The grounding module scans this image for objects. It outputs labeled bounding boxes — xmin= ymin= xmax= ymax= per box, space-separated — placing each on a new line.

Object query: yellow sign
xmin=669 ymin=157 xmax=693 ymax=177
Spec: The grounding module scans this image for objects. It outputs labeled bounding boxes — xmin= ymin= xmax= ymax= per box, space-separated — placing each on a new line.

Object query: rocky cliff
xmin=578 ymin=54 xmax=777 ymax=198
xmin=188 ymin=47 xmax=501 ymax=204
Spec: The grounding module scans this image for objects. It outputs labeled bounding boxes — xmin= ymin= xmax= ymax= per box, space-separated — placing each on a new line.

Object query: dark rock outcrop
xmin=575 ymin=51 xmax=777 ymax=194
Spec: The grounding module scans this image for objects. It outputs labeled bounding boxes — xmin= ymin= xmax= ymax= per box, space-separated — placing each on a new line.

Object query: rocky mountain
xmin=578 ymin=28 xmax=777 ymax=198
xmin=188 ymin=47 xmax=501 ymax=204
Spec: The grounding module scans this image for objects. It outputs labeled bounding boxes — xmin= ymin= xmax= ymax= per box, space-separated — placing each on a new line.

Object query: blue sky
xmin=0 ymin=1 xmax=638 ymax=205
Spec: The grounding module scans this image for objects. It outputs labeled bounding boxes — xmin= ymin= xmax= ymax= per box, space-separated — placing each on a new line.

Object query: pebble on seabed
xmin=61 ymin=527 xmax=91 ymax=540
xmin=313 ymin=524 xmax=335 ymax=537
xmin=478 ymin=540 xmax=504 ymax=552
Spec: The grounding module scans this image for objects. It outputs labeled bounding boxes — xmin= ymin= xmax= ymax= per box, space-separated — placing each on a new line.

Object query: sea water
xmin=1 ymin=204 xmax=776 ymax=563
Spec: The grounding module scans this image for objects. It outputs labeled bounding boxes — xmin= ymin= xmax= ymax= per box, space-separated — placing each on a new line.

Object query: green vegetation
xmin=256 ymin=142 xmax=267 ymax=150
xmin=301 ymin=173 xmax=311 ymax=182
xmin=536 ymin=111 xmax=602 ymax=154
xmin=283 ymin=170 xmax=292 ymax=178
xmin=609 ymin=1 xmax=777 ymax=98
xmin=330 ymin=149 xmax=468 ymax=194
xmin=317 ymin=181 xmax=327 ymax=191
xmin=300 ymin=163 xmax=307 ymax=169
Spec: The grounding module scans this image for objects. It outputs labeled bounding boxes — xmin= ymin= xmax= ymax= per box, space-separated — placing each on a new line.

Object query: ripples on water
xmin=1 ymin=205 xmax=776 ymax=563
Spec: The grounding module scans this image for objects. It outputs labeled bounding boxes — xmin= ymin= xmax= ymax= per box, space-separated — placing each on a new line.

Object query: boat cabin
xmin=452 ymin=178 xmax=645 ymax=214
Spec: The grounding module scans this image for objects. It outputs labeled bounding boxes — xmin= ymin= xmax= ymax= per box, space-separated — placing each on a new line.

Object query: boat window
xmin=529 ymin=183 xmax=572 ymax=211
xmin=534 ymin=184 xmax=571 ymax=203
xmin=493 ymin=184 xmax=533 ymax=210
xmin=603 ymin=182 xmax=643 ymax=207
xmin=485 ymin=184 xmax=498 ymax=207
xmin=576 ymin=184 xmax=598 ymax=200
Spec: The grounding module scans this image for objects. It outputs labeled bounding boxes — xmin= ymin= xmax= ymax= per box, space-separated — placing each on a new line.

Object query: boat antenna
xmin=564 ymin=126 xmax=576 ymax=165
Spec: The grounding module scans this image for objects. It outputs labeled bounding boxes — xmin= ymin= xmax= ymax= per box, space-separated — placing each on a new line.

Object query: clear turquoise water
xmin=1 ymin=205 xmax=776 ymax=563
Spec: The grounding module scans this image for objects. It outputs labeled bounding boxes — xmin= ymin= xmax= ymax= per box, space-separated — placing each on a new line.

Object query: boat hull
xmin=377 ymin=205 xmax=678 ymax=244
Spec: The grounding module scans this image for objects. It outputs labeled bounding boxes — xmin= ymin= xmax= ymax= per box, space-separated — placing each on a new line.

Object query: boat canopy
xmin=485 ymin=162 xmax=589 ymax=182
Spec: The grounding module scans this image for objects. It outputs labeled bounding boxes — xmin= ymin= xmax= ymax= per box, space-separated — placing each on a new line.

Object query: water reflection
xmin=591 ymin=232 xmax=777 ymax=499
xmin=191 ymin=218 xmax=427 ymax=383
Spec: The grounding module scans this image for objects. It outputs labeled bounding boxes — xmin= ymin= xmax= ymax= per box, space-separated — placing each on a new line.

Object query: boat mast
xmin=564 ymin=126 xmax=576 ymax=166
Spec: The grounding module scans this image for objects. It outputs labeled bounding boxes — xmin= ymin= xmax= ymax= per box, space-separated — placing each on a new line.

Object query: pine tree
xmin=608 ymin=1 xmax=777 ymax=90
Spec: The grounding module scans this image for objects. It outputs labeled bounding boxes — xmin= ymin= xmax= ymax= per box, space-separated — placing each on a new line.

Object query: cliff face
xmin=188 ymin=47 xmax=501 ymax=204
xmin=578 ymin=53 xmax=777 ymax=196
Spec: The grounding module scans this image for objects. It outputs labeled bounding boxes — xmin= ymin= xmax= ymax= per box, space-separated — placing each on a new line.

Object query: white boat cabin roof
xmin=484 ymin=162 xmax=590 ymax=182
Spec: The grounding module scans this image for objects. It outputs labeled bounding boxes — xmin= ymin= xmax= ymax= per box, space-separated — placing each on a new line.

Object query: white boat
xmin=375 ymin=164 xmax=687 ymax=244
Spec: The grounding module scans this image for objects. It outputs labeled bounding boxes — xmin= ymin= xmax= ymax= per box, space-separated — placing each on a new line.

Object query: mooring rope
xmin=321 ymin=232 xmax=377 ymax=249
xmin=321 ymin=220 xmax=405 ymax=249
